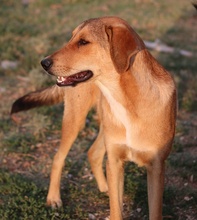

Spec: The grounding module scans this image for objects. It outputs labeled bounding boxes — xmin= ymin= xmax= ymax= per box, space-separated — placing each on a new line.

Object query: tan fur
xmin=12 ymin=16 xmax=176 ymax=220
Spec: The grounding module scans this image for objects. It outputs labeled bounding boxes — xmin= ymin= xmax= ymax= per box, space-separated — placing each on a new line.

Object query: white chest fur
xmin=96 ymin=81 xmax=132 ymax=147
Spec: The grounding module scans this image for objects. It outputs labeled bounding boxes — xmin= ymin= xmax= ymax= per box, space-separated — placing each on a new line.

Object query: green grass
xmin=0 ymin=0 xmax=197 ymax=219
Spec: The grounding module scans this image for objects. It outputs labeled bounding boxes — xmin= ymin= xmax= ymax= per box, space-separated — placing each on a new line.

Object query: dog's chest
xmin=96 ymin=81 xmax=132 ymax=146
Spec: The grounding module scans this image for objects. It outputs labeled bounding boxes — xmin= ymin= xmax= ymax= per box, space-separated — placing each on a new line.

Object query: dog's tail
xmin=11 ymin=85 xmax=64 ymax=114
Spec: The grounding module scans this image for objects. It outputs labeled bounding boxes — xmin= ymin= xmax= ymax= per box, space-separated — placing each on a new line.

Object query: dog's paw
xmin=47 ymin=197 xmax=62 ymax=209
xmin=98 ymin=182 xmax=108 ymax=193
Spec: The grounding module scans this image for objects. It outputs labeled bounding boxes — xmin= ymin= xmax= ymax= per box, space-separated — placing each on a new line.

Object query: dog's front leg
xmin=146 ymin=158 xmax=165 ymax=220
xmin=106 ymin=145 xmax=125 ymax=220
xmin=47 ymin=85 xmax=97 ymax=208
xmin=47 ymin=108 xmax=86 ymax=208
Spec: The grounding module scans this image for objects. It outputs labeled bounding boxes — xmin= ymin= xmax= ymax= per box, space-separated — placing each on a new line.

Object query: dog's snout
xmin=41 ymin=58 xmax=53 ymax=71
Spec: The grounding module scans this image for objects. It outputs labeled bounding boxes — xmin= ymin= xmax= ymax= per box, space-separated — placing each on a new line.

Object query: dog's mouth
xmin=56 ymin=70 xmax=93 ymax=87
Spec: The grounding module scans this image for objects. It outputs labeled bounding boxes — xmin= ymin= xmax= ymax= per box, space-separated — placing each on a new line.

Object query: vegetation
xmin=0 ymin=0 xmax=196 ymax=219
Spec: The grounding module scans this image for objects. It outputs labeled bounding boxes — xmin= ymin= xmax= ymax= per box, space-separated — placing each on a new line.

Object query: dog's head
xmin=41 ymin=16 xmax=145 ymax=87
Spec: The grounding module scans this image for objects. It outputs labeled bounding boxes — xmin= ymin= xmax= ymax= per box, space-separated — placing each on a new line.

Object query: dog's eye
xmin=78 ymin=39 xmax=89 ymax=47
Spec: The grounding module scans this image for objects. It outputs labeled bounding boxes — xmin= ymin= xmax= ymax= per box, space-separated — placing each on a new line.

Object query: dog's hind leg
xmin=47 ymin=84 xmax=98 ymax=208
xmin=88 ymin=125 xmax=108 ymax=193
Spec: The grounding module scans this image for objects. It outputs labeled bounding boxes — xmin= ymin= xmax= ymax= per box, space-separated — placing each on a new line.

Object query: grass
xmin=0 ymin=0 xmax=197 ymax=219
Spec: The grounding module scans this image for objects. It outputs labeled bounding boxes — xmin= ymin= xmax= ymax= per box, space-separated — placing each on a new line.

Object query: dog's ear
xmin=106 ymin=25 xmax=145 ymax=73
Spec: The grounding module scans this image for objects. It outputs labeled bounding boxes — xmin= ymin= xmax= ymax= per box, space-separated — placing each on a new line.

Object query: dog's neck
xmin=95 ymin=49 xmax=175 ymax=121
xmin=95 ymin=71 xmax=127 ymax=108
xmin=95 ymin=78 xmax=133 ymax=147
xmin=131 ymin=50 xmax=175 ymax=106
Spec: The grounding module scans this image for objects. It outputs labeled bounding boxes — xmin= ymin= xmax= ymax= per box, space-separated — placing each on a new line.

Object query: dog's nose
xmin=41 ymin=58 xmax=53 ymax=71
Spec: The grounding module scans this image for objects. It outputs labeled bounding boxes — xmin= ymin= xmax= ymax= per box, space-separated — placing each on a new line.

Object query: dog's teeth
xmin=57 ymin=76 xmax=66 ymax=83
xmin=57 ymin=77 xmax=61 ymax=83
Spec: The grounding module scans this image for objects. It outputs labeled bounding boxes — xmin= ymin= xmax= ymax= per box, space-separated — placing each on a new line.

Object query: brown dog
xmin=11 ymin=16 xmax=176 ymax=219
